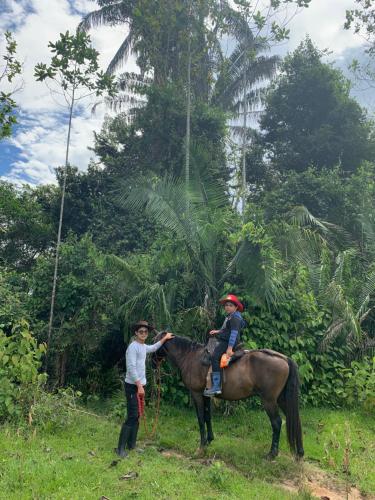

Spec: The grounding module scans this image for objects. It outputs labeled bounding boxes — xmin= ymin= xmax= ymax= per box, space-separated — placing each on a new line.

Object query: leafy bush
xmin=0 ymin=320 xmax=47 ymax=423
xmin=240 ymin=279 xmax=356 ymax=408
xmin=29 ymin=387 xmax=82 ymax=431
xmin=343 ymin=358 xmax=375 ymax=411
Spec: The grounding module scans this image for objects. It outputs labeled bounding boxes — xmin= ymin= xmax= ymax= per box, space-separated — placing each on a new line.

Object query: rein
xmin=137 ymin=359 xmax=163 ymax=440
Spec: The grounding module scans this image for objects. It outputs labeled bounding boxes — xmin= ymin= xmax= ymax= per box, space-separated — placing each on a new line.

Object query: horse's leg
xmin=263 ymin=399 xmax=282 ymax=459
xmin=191 ymin=391 xmax=207 ymax=449
xmin=203 ymin=396 xmax=214 ymax=443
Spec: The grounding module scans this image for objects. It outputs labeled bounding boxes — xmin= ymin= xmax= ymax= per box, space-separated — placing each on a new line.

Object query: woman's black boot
xmin=127 ymin=422 xmax=139 ymax=450
xmin=115 ymin=423 xmax=132 ymax=458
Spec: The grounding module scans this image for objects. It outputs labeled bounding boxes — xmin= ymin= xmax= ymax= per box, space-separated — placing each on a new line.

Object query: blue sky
xmin=0 ymin=0 xmax=371 ymax=186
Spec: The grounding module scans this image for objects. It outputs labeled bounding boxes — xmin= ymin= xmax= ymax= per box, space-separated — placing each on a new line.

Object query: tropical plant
xmin=0 ymin=31 xmax=21 ymax=139
xmin=28 ymin=235 xmax=117 ymax=388
xmin=108 ymin=172 xmax=236 ymax=325
xmin=0 ymin=320 xmax=47 ymax=423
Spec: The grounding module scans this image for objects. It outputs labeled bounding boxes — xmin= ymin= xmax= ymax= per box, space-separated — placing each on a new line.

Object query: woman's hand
xmin=162 ymin=332 xmax=175 ymax=342
xmin=226 ymin=347 xmax=233 ymax=357
xmin=209 ymin=329 xmax=219 ymax=336
xmin=137 ymin=384 xmax=145 ymax=396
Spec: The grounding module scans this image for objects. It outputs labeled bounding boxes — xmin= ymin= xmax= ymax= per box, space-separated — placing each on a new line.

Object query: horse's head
xmin=151 ymin=331 xmax=169 ymax=369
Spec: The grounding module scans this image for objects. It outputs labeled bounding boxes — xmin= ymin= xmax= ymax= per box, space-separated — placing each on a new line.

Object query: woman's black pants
xmin=124 ymin=382 xmax=139 ymax=426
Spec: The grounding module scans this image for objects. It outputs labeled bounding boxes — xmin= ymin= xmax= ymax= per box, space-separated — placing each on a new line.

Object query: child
xmin=204 ymin=294 xmax=244 ymax=397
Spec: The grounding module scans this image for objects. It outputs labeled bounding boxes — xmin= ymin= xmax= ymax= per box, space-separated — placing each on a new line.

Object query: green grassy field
xmin=0 ymin=402 xmax=374 ymax=499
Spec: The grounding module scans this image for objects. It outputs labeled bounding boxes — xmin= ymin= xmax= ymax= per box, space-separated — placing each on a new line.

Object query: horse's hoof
xmin=265 ymin=451 xmax=278 ymax=461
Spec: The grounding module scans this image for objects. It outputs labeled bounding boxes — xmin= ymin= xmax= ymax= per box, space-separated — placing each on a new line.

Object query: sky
xmin=0 ymin=0 xmax=370 ymax=186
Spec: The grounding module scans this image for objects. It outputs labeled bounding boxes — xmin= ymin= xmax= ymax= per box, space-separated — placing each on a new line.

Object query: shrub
xmin=29 ymin=387 xmax=82 ymax=431
xmin=0 ymin=320 xmax=47 ymax=423
xmin=342 ymin=358 xmax=375 ymax=411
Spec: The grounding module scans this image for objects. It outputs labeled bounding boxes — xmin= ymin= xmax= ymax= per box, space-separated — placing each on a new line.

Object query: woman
xmin=204 ymin=294 xmax=245 ymax=397
xmin=116 ymin=320 xmax=174 ymax=457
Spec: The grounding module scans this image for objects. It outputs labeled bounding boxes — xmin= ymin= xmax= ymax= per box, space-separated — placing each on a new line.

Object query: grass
xmin=155 ymin=403 xmax=375 ymax=495
xmin=0 ymin=400 xmax=374 ymax=499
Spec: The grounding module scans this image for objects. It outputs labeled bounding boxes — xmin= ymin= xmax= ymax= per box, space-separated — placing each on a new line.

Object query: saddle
xmin=203 ymin=337 xmax=247 ymax=390
xmin=201 ymin=337 xmax=247 ymax=367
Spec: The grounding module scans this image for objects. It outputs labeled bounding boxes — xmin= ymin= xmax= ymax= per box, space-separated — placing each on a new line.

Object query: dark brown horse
xmin=152 ymin=333 xmax=304 ymax=459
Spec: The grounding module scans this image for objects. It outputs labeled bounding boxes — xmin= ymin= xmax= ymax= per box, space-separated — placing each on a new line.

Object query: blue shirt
xmin=217 ymin=311 xmax=245 ymax=347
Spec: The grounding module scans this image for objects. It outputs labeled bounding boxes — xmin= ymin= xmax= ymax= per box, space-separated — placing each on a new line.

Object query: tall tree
xmin=258 ymin=38 xmax=374 ymax=174
xmin=34 ymin=30 xmax=117 ymax=353
xmin=212 ymin=31 xmax=279 ymax=215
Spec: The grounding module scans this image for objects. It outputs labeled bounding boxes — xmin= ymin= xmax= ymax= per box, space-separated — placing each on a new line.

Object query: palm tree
xmin=116 ymin=170 xmax=233 ymax=319
xmin=278 ymin=207 xmax=375 ymax=353
xmin=79 ymin=1 xmax=136 ymax=75
xmin=229 ymin=205 xmax=375 ymax=354
xmin=212 ymin=31 xmax=279 ymax=217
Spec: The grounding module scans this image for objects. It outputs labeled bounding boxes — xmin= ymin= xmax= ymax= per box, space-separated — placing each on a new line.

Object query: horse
xmin=152 ymin=333 xmax=304 ymax=460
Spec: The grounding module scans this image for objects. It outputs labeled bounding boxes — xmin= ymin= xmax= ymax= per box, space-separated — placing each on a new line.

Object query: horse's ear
xmin=152 ymin=330 xmax=166 ymax=341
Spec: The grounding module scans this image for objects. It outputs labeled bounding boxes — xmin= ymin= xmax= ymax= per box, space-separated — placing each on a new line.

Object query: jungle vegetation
xmin=1 ymin=0 xmax=374 ymax=424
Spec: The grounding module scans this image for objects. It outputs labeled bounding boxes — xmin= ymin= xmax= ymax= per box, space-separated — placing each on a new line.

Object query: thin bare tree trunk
xmin=46 ymin=87 xmax=75 ymax=355
xmin=59 ymin=350 xmax=68 ymax=387
xmin=185 ymin=20 xmax=192 ymax=193
xmin=241 ymin=67 xmax=247 ymax=220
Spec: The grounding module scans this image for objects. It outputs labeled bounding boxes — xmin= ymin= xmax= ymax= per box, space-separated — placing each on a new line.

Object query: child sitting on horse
xmin=204 ymin=294 xmax=245 ymax=397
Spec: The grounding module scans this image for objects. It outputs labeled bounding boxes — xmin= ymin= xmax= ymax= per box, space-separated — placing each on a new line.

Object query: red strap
xmin=137 ymin=393 xmax=145 ymax=417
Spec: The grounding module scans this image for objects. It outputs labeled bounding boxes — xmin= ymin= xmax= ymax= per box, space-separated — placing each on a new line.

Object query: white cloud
xmin=4 ymin=106 xmax=107 ymax=185
xmin=1 ymin=0 xmax=132 ymax=185
xmin=275 ymin=0 xmax=363 ymax=56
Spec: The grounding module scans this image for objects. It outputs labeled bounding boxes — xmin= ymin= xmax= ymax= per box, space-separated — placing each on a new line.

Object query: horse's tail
xmin=279 ymin=358 xmax=304 ymax=458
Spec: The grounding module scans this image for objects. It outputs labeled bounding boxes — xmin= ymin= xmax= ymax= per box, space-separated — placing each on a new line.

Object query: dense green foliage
xmin=0 ymin=321 xmax=47 ymax=423
xmin=1 ymin=1 xmax=375 ymax=421
xmin=0 ymin=31 xmax=21 ymax=140
xmin=257 ymin=38 xmax=375 ymax=174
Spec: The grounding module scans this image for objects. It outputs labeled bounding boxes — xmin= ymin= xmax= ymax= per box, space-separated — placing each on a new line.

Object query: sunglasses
xmin=137 ymin=329 xmax=149 ymax=334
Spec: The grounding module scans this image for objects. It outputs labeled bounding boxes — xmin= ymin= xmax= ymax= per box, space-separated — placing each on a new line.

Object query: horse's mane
xmin=170 ymin=335 xmax=204 ymax=352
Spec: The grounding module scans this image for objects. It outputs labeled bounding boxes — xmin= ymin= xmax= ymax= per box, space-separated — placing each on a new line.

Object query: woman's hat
xmin=219 ymin=294 xmax=244 ymax=312
xmin=132 ymin=320 xmax=155 ymax=332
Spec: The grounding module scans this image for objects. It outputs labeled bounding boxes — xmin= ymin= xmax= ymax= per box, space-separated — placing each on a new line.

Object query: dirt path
xmin=159 ymin=448 xmax=369 ymax=500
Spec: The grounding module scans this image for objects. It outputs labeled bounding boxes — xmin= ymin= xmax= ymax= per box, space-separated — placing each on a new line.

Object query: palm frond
xmin=357 ymin=270 xmax=375 ymax=311
xmin=118 ymin=282 xmax=175 ymax=340
xmin=104 ymin=93 xmax=146 ymax=113
xmin=228 ymin=238 xmax=285 ymax=308
xmin=118 ymin=71 xmax=151 ymax=93
xmin=288 ymin=205 xmax=330 ymax=233
xmin=79 ymin=3 xmax=132 ymax=31
xmin=106 ymin=32 xmax=134 ymax=75
xmin=101 ymin=254 xmax=142 ymax=286
xmin=321 ymin=280 xmax=362 ymax=350
xmin=117 ymin=175 xmax=200 ymax=247
xmin=230 ymin=125 xmax=259 ymax=141
xmin=219 ymin=2 xmax=254 ymax=45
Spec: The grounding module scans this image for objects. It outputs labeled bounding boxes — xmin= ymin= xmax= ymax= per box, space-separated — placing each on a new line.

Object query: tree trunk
xmin=46 ymin=87 xmax=75 ymax=356
xmin=59 ymin=350 xmax=68 ymax=387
